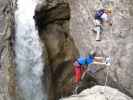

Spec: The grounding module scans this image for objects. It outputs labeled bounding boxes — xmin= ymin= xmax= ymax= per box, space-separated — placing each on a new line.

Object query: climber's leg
xmin=74 ymin=67 xmax=82 ymax=84
xmin=93 ymin=19 xmax=102 ymax=41
xmin=95 ymin=26 xmax=101 ymax=41
xmin=81 ymin=70 xmax=88 ymax=80
xmin=93 ymin=56 xmax=112 ymax=65
xmin=93 ymin=56 xmax=106 ymax=65
xmin=94 ymin=56 xmax=105 ymax=61
xmin=93 ymin=61 xmax=106 ymax=65
xmin=94 ymin=19 xmax=101 ymax=26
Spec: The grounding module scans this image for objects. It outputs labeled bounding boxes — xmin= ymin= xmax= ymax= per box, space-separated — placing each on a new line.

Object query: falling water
xmin=15 ymin=0 xmax=47 ymax=100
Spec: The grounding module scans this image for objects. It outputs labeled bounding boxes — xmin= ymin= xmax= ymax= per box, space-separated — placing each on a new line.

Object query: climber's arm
xmin=94 ymin=57 xmax=104 ymax=60
xmin=93 ymin=61 xmax=106 ymax=65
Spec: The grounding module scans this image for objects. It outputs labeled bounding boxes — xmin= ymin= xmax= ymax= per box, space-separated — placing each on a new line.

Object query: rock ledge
xmin=61 ymin=85 xmax=133 ymax=100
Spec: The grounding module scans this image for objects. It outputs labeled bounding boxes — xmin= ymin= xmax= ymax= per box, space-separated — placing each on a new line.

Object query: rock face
xmin=0 ymin=0 xmax=16 ymax=100
xmin=61 ymin=85 xmax=133 ymax=100
xmin=35 ymin=0 xmax=133 ymax=99
xmin=68 ymin=0 xmax=133 ymax=97
xmin=35 ymin=1 xmax=79 ymax=100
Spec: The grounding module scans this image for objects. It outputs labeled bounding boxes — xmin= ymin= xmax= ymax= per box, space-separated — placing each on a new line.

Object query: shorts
xmin=94 ymin=19 xmax=101 ymax=27
xmin=95 ymin=16 xmax=103 ymax=22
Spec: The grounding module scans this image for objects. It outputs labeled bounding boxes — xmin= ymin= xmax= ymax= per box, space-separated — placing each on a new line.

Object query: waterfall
xmin=15 ymin=0 xmax=47 ymax=100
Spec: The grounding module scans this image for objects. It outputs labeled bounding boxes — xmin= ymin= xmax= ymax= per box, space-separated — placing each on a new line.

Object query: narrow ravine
xmin=15 ymin=0 xmax=47 ymax=100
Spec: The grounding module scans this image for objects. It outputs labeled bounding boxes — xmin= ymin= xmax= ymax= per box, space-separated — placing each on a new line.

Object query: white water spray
xmin=15 ymin=0 xmax=47 ymax=100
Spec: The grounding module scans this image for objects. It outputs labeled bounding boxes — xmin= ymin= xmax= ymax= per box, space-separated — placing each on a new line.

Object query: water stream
xmin=15 ymin=0 xmax=47 ymax=100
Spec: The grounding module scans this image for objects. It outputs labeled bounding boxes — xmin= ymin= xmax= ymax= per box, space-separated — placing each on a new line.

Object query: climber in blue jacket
xmin=73 ymin=50 xmax=111 ymax=84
